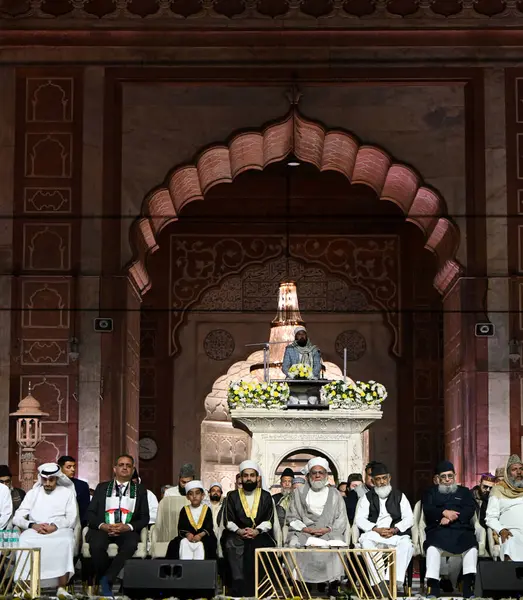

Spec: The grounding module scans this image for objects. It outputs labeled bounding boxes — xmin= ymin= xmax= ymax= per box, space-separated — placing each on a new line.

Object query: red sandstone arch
xmin=128 ymin=109 xmax=461 ymax=296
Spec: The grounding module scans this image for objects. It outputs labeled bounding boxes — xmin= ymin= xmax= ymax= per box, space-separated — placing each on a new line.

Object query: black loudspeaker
xmin=475 ymin=560 xmax=523 ymax=598
xmin=123 ymin=559 xmax=217 ymax=599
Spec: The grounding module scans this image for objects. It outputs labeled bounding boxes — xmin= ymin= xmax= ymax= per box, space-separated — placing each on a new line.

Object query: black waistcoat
xmin=366 ymin=488 xmax=411 ymax=537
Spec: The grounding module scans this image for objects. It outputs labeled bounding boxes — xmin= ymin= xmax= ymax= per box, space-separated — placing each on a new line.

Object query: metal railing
xmin=255 ymin=547 xmax=397 ymax=600
xmin=0 ymin=547 xmax=41 ymax=599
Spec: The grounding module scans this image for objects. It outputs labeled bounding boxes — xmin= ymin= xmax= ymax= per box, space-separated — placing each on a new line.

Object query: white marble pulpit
xmin=230 ymin=407 xmax=382 ymax=482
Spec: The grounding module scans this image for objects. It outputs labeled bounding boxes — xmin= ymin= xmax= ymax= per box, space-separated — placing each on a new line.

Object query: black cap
xmin=371 ymin=463 xmax=389 ymax=477
xmin=435 ymin=460 xmax=455 ymax=475
xmin=281 ymin=468 xmax=295 ymax=479
xmin=0 ymin=465 xmax=11 ymax=478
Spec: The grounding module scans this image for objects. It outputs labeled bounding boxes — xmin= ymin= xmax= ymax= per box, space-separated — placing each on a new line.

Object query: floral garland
xmin=320 ymin=379 xmax=387 ymax=409
xmin=287 ymin=363 xmax=314 ymax=380
xmin=227 ymin=380 xmax=290 ymax=409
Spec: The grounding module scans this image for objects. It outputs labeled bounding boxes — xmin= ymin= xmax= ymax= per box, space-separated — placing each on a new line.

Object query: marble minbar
xmin=230 ymin=407 xmax=382 ymax=482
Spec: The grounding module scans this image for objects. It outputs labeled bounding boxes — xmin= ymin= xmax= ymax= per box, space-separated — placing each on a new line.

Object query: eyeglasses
xmin=0 ymin=478 xmax=10 ymax=484
xmin=310 ymin=470 xmax=326 ymax=476
xmin=439 ymin=474 xmax=454 ymax=480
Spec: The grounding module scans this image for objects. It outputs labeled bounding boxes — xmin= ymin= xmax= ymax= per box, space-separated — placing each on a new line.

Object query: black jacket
xmin=72 ymin=477 xmax=91 ymax=526
xmin=87 ymin=480 xmax=149 ymax=533
xmin=422 ymin=484 xmax=477 ymax=554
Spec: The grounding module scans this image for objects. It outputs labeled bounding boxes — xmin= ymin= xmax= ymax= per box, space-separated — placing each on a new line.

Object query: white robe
xmin=485 ymin=492 xmax=523 ymax=561
xmin=147 ymin=489 xmax=159 ymax=524
xmin=13 ymin=485 xmax=77 ymax=585
xmin=355 ymin=492 xmax=414 ymax=584
xmin=0 ymin=483 xmax=13 ymax=530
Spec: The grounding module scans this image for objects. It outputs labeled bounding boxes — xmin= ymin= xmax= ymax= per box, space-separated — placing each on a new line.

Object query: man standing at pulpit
xmin=282 ymin=326 xmax=322 ymax=379
xmin=223 ymin=460 xmax=276 ymax=597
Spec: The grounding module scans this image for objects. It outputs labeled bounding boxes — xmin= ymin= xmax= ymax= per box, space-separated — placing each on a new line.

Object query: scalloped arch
xmin=128 ymin=109 xmax=462 ymax=296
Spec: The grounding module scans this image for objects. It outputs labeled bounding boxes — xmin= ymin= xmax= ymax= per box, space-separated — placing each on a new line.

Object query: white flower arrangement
xmin=227 ymin=380 xmax=290 ymax=409
xmin=287 ymin=363 xmax=314 ymax=380
xmin=320 ymin=379 xmax=387 ymax=409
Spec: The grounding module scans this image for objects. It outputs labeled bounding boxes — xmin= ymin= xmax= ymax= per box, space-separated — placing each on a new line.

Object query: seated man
xmin=337 ymin=482 xmax=348 ymax=495
xmin=0 ymin=465 xmax=25 ymax=514
xmin=223 ymin=460 xmax=276 ymax=597
xmin=348 ymin=473 xmax=364 ymax=492
xmin=0 ymin=473 xmax=13 ymax=528
xmin=486 ymin=454 xmax=523 ymax=561
xmin=282 ymin=326 xmax=322 ymax=380
xmin=86 ymin=454 xmax=149 ymax=597
xmin=345 ymin=462 xmax=377 ymax=525
xmin=272 ymin=468 xmax=295 ymax=528
xmin=58 ymin=455 xmax=91 ymax=527
xmin=286 ymin=457 xmax=348 ymax=592
xmin=166 ymin=480 xmax=217 ymax=560
xmin=164 ymin=463 xmax=196 ymax=497
xmin=131 ymin=468 xmax=159 ymax=524
xmin=422 ymin=460 xmax=477 ymax=599
xmin=13 ymin=463 xmax=77 ymax=597
xmin=472 ymin=472 xmax=495 ymax=531
xmin=355 ymin=462 xmax=414 ymax=593
xmin=208 ymin=481 xmax=224 ymax=532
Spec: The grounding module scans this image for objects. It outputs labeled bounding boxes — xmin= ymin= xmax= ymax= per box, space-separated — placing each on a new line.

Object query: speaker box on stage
xmin=123 ymin=559 xmax=217 ymax=598
xmin=475 ymin=560 xmax=523 ymax=599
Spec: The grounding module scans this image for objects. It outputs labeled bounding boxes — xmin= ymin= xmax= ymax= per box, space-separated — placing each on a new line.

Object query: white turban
xmin=209 ymin=482 xmax=222 ymax=491
xmin=36 ymin=463 xmax=73 ymax=488
xmin=306 ymin=457 xmax=329 ymax=473
xmin=239 ymin=460 xmax=260 ymax=475
xmin=294 ymin=326 xmax=307 ymax=335
xmin=185 ymin=480 xmax=204 ymax=493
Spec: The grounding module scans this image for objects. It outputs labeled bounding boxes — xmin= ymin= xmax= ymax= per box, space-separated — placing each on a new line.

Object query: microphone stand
xmin=245 ymin=341 xmax=288 ymax=383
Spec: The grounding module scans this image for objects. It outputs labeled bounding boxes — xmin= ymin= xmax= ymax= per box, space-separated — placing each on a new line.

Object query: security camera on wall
xmin=474 ymin=323 xmax=495 ymax=337
xmin=93 ymin=317 xmax=113 ymax=332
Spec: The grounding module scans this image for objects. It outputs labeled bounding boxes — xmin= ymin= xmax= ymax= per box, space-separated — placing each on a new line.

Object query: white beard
xmin=375 ymin=485 xmax=392 ymax=499
xmin=438 ymin=483 xmax=458 ymax=494
xmin=509 ymin=477 xmax=523 ymax=489
xmin=310 ymin=479 xmax=329 ymax=491
xmin=282 ymin=488 xmax=292 ymax=496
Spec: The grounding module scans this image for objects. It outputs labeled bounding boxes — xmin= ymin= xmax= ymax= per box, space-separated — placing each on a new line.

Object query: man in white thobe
xmin=486 ymin=454 xmax=523 ymax=561
xmin=355 ymin=462 xmax=414 ymax=593
xmin=286 ymin=457 xmax=348 ymax=592
xmin=13 ymin=463 xmax=77 ymax=597
xmin=0 ymin=479 xmax=13 ymax=530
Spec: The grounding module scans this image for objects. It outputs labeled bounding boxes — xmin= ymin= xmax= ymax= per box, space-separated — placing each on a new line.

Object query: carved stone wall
xmin=10 ymin=70 xmax=83 ymax=478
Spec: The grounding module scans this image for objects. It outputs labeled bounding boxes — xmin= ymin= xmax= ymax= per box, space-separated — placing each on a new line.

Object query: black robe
xmin=422 ymin=484 xmax=477 ymax=554
xmin=223 ymin=489 xmax=276 ymax=596
xmin=166 ymin=504 xmax=217 ymax=560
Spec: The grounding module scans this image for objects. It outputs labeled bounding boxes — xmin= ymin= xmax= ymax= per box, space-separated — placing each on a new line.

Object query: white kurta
xmin=485 ymin=492 xmax=523 ymax=561
xmin=0 ymin=483 xmax=13 ymax=530
xmin=355 ymin=493 xmax=414 ymax=584
xmin=147 ymin=489 xmax=159 ymax=524
xmin=13 ymin=485 xmax=77 ymax=585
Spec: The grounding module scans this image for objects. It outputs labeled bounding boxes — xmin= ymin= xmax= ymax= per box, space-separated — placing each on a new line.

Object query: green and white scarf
xmin=104 ymin=480 xmax=137 ymax=525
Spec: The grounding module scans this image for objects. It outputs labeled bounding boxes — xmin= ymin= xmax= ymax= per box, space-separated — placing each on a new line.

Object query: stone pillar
xmin=484 ymin=68 xmax=511 ymax=473
xmin=0 ymin=68 xmax=15 ymax=463
xmin=77 ymin=65 xmax=105 ymax=486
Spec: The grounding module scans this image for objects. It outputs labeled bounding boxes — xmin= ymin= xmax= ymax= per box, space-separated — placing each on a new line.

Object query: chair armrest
xmin=487 ymin=527 xmax=501 ymax=560
xmin=474 ymin=521 xmax=487 ymax=557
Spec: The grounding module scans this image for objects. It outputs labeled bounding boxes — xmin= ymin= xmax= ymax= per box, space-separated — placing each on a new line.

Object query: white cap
xmin=294 ymin=326 xmax=307 ymax=335
xmin=306 ymin=457 xmax=329 ymax=473
xmin=185 ymin=480 xmax=204 ymax=493
xmin=239 ymin=460 xmax=260 ymax=475
xmin=209 ymin=482 xmax=222 ymax=491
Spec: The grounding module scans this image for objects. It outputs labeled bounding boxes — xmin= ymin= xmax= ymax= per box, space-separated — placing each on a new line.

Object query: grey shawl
xmin=285 ymin=484 xmax=349 ymax=583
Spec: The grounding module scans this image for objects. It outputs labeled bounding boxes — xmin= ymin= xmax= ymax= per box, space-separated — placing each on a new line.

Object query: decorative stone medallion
xmin=204 ymin=329 xmax=235 ymax=361
xmin=335 ymin=330 xmax=367 ymax=361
